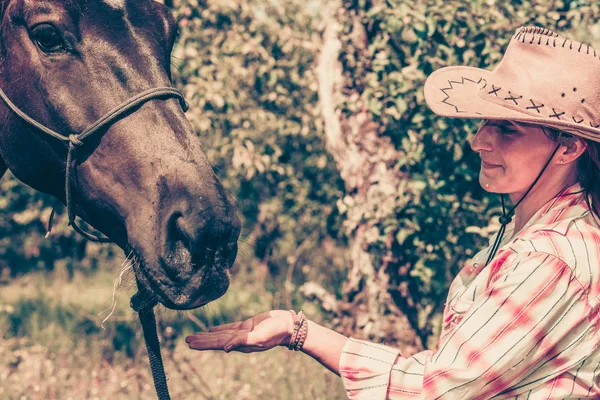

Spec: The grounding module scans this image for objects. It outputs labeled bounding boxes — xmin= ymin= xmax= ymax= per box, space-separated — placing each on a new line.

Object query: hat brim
xmin=424 ymin=66 xmax=600 ymax=142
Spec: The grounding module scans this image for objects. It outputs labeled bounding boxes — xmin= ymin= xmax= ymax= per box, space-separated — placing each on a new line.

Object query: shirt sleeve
xmin=338 ymin=251 xmax=593 ymax=399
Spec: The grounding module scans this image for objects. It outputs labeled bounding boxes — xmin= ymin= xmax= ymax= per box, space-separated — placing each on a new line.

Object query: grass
xmin=0 ymin=267 xmax=346 ymax=399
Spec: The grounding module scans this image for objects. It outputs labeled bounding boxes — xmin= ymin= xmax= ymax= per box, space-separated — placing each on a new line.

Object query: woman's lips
xmin=481 ymin=160 xmax=502 ymax=169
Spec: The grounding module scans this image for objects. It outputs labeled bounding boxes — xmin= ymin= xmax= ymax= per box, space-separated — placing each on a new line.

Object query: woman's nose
xmin=470 ymin=124 xmax=494 ymax=152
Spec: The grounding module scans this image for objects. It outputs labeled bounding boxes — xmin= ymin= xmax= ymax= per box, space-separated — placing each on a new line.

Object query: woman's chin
xmin=479 ymin=176 xmax=494 ymax=192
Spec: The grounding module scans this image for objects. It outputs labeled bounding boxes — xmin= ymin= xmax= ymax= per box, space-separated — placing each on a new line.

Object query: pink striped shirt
xmin=339 ymin=183 xmax=600 ymax=399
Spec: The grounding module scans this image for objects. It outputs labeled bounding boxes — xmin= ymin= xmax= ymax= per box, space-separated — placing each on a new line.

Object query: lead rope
xmin=131 ymin=288 xmax=171 ymax=400
xmin=0 ymin=85 xmax=186 ymax=400
xmin=484 ymin=142 xmax=562 ymax=266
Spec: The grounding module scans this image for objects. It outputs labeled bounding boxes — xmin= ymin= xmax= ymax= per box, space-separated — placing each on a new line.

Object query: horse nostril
xmin=172 ymin=214 xmax=193 ymax=248
xmin=167 ymin=213 xmax=217 ymax=266
xmin=163 ymin=208 xmax=238 ymax=279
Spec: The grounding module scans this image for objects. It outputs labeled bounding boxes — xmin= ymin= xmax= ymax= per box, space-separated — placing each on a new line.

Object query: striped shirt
xmin=339 ymin=183 xmax=600 ymax=399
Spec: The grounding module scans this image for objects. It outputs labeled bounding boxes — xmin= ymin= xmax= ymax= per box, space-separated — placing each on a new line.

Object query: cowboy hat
xmin=424 ymin=26 xmax=600 ymax=143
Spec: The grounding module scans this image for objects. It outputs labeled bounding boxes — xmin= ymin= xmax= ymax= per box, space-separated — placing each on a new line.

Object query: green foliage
xmin=0 ymin=175 xmax=117 ymax=277
xmin=337 ymin=0 xmax=600 ymax=338
xmin=171 ymin=0 xmax=346 ymax=289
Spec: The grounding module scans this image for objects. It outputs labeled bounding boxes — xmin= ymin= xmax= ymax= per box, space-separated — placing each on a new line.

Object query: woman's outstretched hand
xmin=185 ymin=310 xmax=294 ymax=353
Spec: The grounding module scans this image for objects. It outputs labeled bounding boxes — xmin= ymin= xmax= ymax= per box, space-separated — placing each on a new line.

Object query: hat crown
xmin=485 ymin=26 xmax=600 ymax=135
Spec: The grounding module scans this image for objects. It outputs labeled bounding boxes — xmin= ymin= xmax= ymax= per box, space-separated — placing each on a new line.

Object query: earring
xmin=559 ymin=159 xmax=565 ymax=164
xmin=485 ymin=184 xmax=490 ymax=188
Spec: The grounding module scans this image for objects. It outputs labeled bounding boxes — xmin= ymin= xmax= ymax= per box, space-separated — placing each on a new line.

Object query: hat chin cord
xmin=484 ymin=143 xmax=562 ymax=266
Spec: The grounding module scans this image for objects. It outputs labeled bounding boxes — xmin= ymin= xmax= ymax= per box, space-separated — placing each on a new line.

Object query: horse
xmin=0 ymin=0 xmax=241 ymax=311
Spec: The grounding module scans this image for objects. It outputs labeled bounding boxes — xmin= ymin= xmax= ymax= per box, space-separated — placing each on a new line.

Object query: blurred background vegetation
xmin=2 ymin=0 xmax=600 ymax=398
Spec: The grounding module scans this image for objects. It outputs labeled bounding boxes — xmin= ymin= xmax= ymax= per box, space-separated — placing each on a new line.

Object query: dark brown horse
xmin=0 ymin=0 xmax=241 ymax=310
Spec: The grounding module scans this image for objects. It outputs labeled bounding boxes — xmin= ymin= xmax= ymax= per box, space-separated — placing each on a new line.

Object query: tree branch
xmin=317 ymin=0 xmax=348 ymax=165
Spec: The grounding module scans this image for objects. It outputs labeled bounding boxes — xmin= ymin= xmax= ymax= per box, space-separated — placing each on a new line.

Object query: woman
xmin=186 ymin=26 xmax=600 ymax=399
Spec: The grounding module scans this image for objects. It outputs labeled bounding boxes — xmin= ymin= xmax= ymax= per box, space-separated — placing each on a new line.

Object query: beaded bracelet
xmin=294 ymin=316 xmax=308 ymax=351
xmin=288 ymin=310 xmax=308 ymax=351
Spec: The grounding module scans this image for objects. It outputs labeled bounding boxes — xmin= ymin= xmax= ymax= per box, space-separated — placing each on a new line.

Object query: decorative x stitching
xmin=549 ymin=108 xmax=565 ymax=120
xmin=439 ymin=77 xmax=485 ymax=114
xmin=525 ymin=100 xmax=544 ymax=113
xmin=488 ymin=85 xmax=501 ymax=96
xmin=504 ymin=93 xmax=523 ymax=105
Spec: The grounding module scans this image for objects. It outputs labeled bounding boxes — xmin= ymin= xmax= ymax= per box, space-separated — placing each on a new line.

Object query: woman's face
xmin=470 ymin=120 xmax=559 ymax=198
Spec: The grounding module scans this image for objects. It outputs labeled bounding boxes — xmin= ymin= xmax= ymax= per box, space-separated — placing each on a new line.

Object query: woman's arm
xmin=301 ymin=320 xmax=347 ymax=375
xmin=188 ymin=251 xmax=594 ymax=399
xmin=185 ymin=310 xmax=348 ymax=375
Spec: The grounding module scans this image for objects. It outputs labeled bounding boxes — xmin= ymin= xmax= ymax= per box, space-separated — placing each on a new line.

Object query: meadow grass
xmin=0 ymin=267 xmax=346 ymax=399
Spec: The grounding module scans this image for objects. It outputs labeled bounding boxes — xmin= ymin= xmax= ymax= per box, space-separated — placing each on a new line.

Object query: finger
xmin=208 ymin=321 xmax=245 ymax=332
xmin=188 ymin=333 xmax=233 ymax=351
xmin=209 ymin=313 xmax=273 ymax=332
xmin=224 ymin=329 xmax=274 ymax=353
xmin=186 ymin=331 xmax=236 ymax=344
xmin=224 ymin=332 xmax=251 ymax=352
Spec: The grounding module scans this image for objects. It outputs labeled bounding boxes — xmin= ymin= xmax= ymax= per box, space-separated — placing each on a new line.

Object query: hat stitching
xmin=488 ymin=85 xmax=501 ymax=96
xmin=526 ymin=100 xmax=544 ymax=113
xmin=440 ymin=76 xmax=486 ymax=113
xmin=504 ymin=93 xmax=522 ymax=105
xmin=484 ymin=85 xmax=593 ymax=129
xmin=549 ymin=108 xmax=565 ymax=120
xmin=515 ymin=28 xmax=600 ymax=62
xmin=515 ymin=26 xmax=556 ymax=37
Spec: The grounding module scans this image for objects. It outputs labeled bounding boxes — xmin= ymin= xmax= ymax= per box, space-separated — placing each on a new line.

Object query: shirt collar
xmin=507 ymin=182 xmax=588 ymax=238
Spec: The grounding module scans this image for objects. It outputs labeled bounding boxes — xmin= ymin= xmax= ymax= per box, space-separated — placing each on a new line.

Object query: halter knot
xmin=498 ymin=215 xmax=512 ymax=225
xmin=69 ymin=134 xmax=84 ymax=147
xmin=131 ymin=291 xmax=159 ymax=313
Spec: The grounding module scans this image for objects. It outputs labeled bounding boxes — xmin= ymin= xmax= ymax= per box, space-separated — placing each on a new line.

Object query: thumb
xmin=224 ymin=332 xmax=249 ymax=352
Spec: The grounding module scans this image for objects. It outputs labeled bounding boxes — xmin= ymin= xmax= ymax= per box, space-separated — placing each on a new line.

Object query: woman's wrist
xmin=287 ymin=311 xmax=308 ymax=351
xmin=280 ymin=310 xmax=296 ymax=346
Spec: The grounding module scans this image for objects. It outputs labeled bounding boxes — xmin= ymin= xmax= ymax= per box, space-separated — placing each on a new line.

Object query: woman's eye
xmin=499 ymin=127 xmax=518 ymax=136
xmin=31 ymin=24 xmax=64 ymax=53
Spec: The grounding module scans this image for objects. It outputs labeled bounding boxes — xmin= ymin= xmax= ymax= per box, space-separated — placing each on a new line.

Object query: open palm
xmin=185 ymin=310 xmax=293 ymax=353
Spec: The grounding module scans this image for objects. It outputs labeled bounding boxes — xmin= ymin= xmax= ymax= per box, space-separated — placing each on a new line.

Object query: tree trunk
xmin=316 ymin=1 xmax=422 ymax=355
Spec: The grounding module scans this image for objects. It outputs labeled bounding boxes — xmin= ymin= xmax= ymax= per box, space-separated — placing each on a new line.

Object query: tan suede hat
xmin=424 ymin=26 xmax=600 ymax=143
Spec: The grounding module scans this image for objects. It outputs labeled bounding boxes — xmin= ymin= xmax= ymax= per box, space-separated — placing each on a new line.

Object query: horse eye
xmin=31 ymin=24 xmax=64 ymax=53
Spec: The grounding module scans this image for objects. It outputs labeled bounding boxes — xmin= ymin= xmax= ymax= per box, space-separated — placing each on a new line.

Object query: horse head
xmin=0 ymin=0 xmax=241 ymax=310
